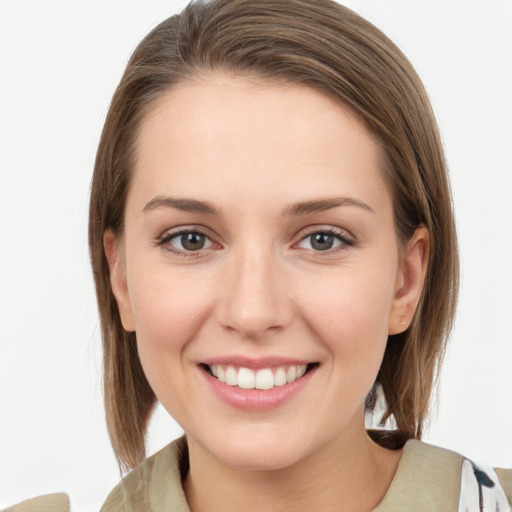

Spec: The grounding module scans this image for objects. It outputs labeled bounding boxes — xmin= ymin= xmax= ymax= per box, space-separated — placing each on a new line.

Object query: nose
xmin=215 ymin=245 xmax=293 ymax=339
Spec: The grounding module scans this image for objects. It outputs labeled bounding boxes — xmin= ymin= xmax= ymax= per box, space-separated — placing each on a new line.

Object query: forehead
xmin=130 ymin=74 xmax=391 ymax=214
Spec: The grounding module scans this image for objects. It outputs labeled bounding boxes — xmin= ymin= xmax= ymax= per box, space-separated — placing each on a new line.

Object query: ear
xmin=103 ymin=229 xmax=136 ymax=332
xmin=388 ymin=226 xmax=429 ymax=335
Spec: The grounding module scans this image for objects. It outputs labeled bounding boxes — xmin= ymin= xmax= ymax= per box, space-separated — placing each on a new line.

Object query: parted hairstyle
xmin=89 ymin=0 xmax=459 ymax=471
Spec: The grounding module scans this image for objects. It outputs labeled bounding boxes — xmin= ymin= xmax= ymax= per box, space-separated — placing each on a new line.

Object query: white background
xmin=1 ymin=0 xmax=511 ymax=510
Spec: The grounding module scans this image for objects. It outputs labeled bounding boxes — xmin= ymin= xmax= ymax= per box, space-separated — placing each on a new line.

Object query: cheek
xmin=126 ymin=263 xmax=214 ymax=382
xmin=296 ymin=265 xmax=395 ymax=366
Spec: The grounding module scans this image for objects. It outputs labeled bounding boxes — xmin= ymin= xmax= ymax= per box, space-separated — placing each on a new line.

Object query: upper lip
xmin=199 ymin=356 xmax=312 ymax=369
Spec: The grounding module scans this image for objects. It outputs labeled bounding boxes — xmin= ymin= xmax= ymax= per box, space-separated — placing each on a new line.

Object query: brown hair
xmin=89 ymin=0 xmax=459 ymax=471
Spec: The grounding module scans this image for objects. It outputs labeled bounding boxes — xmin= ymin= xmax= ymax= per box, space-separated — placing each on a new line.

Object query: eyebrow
xmin=142 ymin=195 xmax=373 ymax=217
xmin=282 ymin=197 xmax=374 ymax=216
xmin=143 ymin=196 xmax=218 ymax=215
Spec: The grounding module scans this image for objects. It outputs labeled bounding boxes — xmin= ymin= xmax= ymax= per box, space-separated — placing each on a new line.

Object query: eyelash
xmin=297 ymin=227 xmax=355 ymax=254
xmin=156 ymin=228 xmax=216 ymax=257
xmin=156 ymin=226 xmax=355 ymax=257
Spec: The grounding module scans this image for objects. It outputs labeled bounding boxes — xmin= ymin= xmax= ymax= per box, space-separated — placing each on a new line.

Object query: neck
xmin=183 ymin=422 xmax=402 ymax=512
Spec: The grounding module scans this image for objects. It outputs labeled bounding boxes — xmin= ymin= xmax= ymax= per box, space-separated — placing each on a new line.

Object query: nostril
xmin=214 ymin=258 xmax=293 ymax=338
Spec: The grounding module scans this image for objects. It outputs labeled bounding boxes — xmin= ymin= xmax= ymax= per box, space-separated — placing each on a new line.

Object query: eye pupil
xmin=181 ymin=232 xmax=205 ymax=250
xmin=311 ymin=233 xmax=334 ymax=251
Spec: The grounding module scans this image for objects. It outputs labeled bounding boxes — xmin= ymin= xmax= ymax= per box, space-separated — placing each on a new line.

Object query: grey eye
xmin=182 ymin=232 xmax=205 ymax=250
xmin=299 ymin=232 xmax=343 ymax=251
xmin=170 ymin=232 xmax=212 ymax=251
xmin=310 ymin=233 xmax=335 ymax=251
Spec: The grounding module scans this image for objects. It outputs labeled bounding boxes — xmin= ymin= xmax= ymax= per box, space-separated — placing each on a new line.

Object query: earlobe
xmin=103 ymin=229 xmax=136 ymax=332
xmin=388 ymin=226 xmax=429 ymax=335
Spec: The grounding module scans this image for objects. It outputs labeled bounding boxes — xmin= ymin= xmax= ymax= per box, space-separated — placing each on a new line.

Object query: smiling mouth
xmin=201 ymin=363 xmax=318 ymax=390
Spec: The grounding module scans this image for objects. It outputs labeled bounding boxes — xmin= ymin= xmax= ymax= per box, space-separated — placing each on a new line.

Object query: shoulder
xmin=375 ymin=439 xmax=465 ymax=511
xmin=100 ymin=437 xmax=190 ymax=512
xmin=413 ymin=441 xmax=512 ymax=510
xmin=375 ymin=439 xmax=511 ymax=511
xmin=459 ymin=459 xmax=511 ymax=511
xmin=1 ymin=494 xmax=70 ymax=512
xmin=493 ymin=467 xmax=512 ymax=507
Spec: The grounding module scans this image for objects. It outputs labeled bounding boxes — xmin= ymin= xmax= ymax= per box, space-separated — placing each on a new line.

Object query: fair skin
xmin=105 ymin=74 xmax=428 ymax=512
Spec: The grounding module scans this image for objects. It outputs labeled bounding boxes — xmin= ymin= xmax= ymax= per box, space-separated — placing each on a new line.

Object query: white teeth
xmin=274 ymin=367 xmax=287 ymax=386
xmin=286 ymin=366 xmax=296 ymax=383
xmin=225 ymin=366 xmax=238 ymax=386
xmin=238 ymin=367 xmax=255 ymax=389
xmin=296 ymin=365 xmax=307 ymax=378
xmin=255 ymin=368 xmax=274 ymax=390
xmin=208 ymin=364 xmax=309 ymax=389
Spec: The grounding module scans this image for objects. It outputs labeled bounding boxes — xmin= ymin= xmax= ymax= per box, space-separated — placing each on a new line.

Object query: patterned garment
xmin=459 ymin=459 xmax=510 ymax=512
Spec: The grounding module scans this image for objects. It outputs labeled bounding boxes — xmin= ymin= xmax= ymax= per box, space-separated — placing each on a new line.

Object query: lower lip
xmin=200 ymin=366 xmax=317 ymax=411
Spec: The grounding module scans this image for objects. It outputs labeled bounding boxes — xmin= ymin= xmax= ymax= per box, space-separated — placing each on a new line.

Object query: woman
xmin=88 ymin=0 xmax=511 ymax=510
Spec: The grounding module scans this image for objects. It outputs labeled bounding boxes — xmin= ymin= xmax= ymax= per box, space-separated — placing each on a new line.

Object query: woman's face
xmin=107 ymin=74 xmax=425 ymax=471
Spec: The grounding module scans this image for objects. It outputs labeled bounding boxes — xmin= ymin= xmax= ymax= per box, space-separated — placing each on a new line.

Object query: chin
xmin=198 ymin=425 xmax=318 ymax=472
xmin=216 ymin=443 xmax=304 ymax=472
